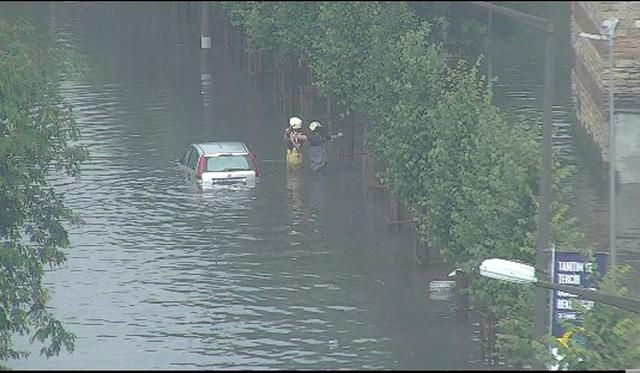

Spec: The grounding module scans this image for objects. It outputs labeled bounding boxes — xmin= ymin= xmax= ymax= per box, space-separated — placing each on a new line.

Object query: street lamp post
xmin=200 ymin=2 xmax=212 ymax=126
xmin=465 ymin=2 xmax=556 ymax=349
xmin=578 ymin=18 xmax=620 ymax=270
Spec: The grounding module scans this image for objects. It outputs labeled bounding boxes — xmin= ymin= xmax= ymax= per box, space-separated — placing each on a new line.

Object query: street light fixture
xmin=577 ymin=18 xmax=620 ymax=270
xmin=479 ymin=258 xmax=536 ymax=283
xmin=479 ymin=258 xmax=640 ymax=315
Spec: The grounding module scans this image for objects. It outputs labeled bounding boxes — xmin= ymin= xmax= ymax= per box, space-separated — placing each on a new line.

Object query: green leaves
xmin=1 ymin=19 xmax=87 ymax=363
xmin=551 ymin=266 xmax=640 ymax=369
xmin=219 ymin=2 xmax=615 ymax=368
xmin=309 ymin=2 xmax=383 ymax=107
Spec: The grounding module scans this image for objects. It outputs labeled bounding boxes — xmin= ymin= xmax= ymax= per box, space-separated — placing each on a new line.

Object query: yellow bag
xmin=287 ymin=148 xmax=303 ymax=169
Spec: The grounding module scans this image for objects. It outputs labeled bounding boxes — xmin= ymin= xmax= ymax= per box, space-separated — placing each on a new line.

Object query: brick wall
xmin=571 ymin=1 xmax=640 ymax=160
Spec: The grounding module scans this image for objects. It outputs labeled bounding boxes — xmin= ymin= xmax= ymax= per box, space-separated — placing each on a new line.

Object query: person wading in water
xmin=306 ymin=121 xmax=342 ymax=173
xmin=285 ymin=116 xmax=306 ymax=170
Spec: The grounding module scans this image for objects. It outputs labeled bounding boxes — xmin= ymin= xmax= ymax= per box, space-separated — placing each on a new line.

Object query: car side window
xmin=187 ymin=147 xmax=199 ymax=170
xmin=179 ymin=147 xmax=190 ymax=165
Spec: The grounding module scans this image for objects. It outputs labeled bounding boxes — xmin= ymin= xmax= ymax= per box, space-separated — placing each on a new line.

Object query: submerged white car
xmin=178 ymin=142 xmax=260 ymax=188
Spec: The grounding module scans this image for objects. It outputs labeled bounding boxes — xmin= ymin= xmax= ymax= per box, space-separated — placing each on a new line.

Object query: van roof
xmin=195 ymin=142 xmax=248 ymax=155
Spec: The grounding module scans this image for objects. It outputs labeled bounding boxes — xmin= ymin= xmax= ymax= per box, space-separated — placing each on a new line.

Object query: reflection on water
xmin=286 ymin=169 xmax=304 ymax=214
xmin=6 ymin=2 xmax=639 ymax=369
xmin=488 ymin=4 xmax=640 ymax=288
xmin=8 ymin=3 xmax=478 ymax=370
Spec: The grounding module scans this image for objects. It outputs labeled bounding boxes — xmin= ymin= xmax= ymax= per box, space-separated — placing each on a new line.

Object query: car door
xmin=186 ymin=146 xmax=199 ymax=182
xmin=178 ymin=147 xmax=190 ymax=172
xmin=178 ymin=146 xmax=190 ymax=180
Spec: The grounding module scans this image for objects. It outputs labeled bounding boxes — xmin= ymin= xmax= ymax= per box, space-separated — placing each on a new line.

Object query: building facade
xmin=571 ymin=1 xmax=640 ymax=161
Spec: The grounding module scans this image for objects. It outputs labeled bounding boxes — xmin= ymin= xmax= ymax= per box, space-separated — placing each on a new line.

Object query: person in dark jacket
xmin=306 ymin=121 xmax=342 ymax=172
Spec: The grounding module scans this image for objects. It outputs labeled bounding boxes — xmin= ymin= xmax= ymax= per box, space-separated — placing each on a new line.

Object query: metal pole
xmin=200 ymin=1 xmax=211 ymax=50
xmin=548 ymin=244 xmax=555 ymax=336
xmin=463 ymin=0 xmax=557 ymax=352
xmin=608 ymin=34 xmax=616 ymax=270
xmin=536 ymin=281 xmax=640 ymax=315
xmin=200 ymin=2 xmax=212 ymax=123
xmin=455 ymin=270 xmax=469 ymax=321
xmin=576 ymin=17 xmax=618 ymax=272
xmin=469 ymin=1 xmax=550 ymax=31
xmin=535 ymin=27 xmax=555 ymax=344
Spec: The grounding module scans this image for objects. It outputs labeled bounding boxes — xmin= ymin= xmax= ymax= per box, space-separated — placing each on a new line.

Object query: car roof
xmin=194 ymin=142 xmax=249 ymax=155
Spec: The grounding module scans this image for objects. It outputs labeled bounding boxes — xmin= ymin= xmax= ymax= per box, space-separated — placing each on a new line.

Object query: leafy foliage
xmin=219 ymin=1 xmax=623 ymax=368
xmin=220 ymin=1 xmax=252 ymax=29
xmin=550 ymin=266 xmax=640 ymax=370
xmin=408 ymin=1 xmax=488 ymax=59
xmin=306 ymin=2 xmax=385 ymax=109
xmin=309 ymin=1 xmax=420 ymax=110
xmin=271 ymin=2 xmax=321 ymax=58
xmin=0 ymin=19 xmax=88 ymax=363
xmin=237 ymin=2 xmax=280 ymax=51
xmin=363 ymin=23 xmax=448 ymax=203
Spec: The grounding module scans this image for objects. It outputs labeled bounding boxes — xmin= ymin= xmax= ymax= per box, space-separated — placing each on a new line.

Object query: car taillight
xmin=248 ymin=151 xmax=260 ymax=177
xmin=196 ymin=155 xmax=205 ymax=180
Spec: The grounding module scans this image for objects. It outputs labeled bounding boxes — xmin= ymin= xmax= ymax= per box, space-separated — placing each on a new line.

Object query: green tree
xmin=362 ymin=23 xmax=448 ymax=202
xmin=236 ymin=1 xmax=280 ymax=51
xmin=218 ymin=2 xmax=603 ymax=367
xmin=550 ymin=265 xmax=640 ymax=370
xmin=271 ymin=1 xmax=321 ymax=58
xmin=0 ymin=19 xmax=87 ymax=364
xmin=307 ymin=1 xmax=383 ymax=110
xmin=220 ymin=1 xmax=252 ymax=29
xmin=408 ymin=1 xmax=488 ymax=60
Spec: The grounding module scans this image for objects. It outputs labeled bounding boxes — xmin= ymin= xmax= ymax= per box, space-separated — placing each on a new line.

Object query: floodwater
xmin=4 ymin=2 xmax=639 ymax=370
xmin=7 ymin=3 xmax=478 ymax=370
xmin=484 ymin=3 xmax=640 ymax=288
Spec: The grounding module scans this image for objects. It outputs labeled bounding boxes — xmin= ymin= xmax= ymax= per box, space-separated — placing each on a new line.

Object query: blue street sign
xmin=551 ymin=251 xmax=608 ymax=338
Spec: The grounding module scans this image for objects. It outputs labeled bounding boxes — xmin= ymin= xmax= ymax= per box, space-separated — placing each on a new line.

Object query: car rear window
xmin=205 ymin=154 xmax=252 ymax=172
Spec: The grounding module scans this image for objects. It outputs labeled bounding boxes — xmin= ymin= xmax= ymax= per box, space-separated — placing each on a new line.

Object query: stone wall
xmin=571 ymin=1 xmax=640 ymax=161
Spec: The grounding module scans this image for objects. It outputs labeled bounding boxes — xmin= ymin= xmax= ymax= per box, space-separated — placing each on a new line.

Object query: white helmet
xmin=309 ymin=121 xmax=321 ymax=131
xmin=289 ymin=116 xmax=302 ymax=129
